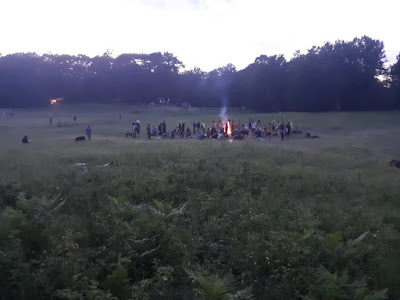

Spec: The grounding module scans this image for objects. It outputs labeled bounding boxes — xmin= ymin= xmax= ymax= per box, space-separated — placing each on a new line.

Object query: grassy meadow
xmin=0 ymin=105 xmax=400 ymax=299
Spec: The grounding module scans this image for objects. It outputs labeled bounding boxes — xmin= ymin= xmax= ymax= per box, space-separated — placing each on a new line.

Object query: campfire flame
xmin=219 ymin=106 xmax=232 ymax=137
xmin=50 ymin=98 xmax=63 ymax=105
xmin=227 ymin=121 xmax=232 ymax=137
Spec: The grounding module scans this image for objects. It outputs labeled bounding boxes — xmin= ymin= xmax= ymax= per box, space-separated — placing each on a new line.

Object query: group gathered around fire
xmin=20 ymin=114 xmax=321 ymax=144
xmin=131 ymin=119 xmax=310 ymax=141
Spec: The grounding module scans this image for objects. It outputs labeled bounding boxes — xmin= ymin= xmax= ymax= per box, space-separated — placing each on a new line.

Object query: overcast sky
xmin=0 ymin=0 xmax=399 ymax=71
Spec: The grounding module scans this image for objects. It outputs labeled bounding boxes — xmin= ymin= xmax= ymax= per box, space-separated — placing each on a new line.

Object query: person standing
xmin=162 ymin=120 xmax=166 ymax=134
xmin=266 ymin=123 xmax=272 ymax=139
xmin=86 ymin=125 xmax=92 ymax=141
xmin=279 ymin=121 xmax=285 ymax=141
xmin=136 ymin=120 xmax=141 ymax=135
xmin=49 ymin=113 xmax=53 ymax=125
xmin=193 ymin=122 xmax=196 ymax=133
xmin=147 ymin=124 xmax=151 ymax=140
xmin=286 ymin=121 xmax=292 ymax=138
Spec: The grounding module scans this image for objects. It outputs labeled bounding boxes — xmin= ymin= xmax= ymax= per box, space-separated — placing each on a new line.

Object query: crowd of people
xmin=136 ymin=119 xmax=305 ymax=141
xmin=21 ymin=114 xmax=314 ymax=144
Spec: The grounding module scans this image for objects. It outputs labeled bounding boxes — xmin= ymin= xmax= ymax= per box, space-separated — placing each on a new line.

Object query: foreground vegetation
xmin=1 ymin=106 xmax=400 ymax=299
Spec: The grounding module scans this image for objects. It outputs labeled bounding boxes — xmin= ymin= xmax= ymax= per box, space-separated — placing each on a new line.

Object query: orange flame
xmin=50 ymin=98 xmax=63 ymax=104
xmin=227 ymin=121 xmax=232 ymax=137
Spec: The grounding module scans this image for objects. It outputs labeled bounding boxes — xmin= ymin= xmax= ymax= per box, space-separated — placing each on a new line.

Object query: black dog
xmin=389 ymin=160 xmax=400 ymax=168
xmin=75 ymin=136 xmax=86 ymax=142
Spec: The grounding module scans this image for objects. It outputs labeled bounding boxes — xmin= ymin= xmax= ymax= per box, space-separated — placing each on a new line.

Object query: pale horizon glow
xmin=0 ymin=0 xmax=399 ymax=71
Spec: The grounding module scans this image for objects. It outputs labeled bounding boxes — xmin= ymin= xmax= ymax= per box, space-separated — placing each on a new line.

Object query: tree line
xmin=1 ymin=35 xmax=399 ymax=111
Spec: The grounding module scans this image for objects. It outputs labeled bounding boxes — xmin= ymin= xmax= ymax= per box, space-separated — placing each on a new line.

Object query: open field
xmin=1 ymin=105 xmax=400 ymax=299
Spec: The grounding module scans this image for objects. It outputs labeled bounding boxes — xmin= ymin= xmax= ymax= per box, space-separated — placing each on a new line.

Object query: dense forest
xmin=1 ymin=35 xmax=399 ymax=111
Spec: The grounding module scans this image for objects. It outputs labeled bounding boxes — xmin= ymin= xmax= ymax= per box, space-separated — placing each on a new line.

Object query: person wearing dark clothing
xmin=136 ymin=121 xmax=141 ymax=135
xmin=286 ymin=122 xmax=291 ymax=137
xmin=193 ymin=122 xmax=196 ymax=133
xmin=162 ymin=120 xmax=166 ymax=134
xmin=158 ymin=123 xmax=162 ymax=135
xmin=186 ymin=127 xmax=192 ymax=137
xmin=86 ymin=125 xmax=92 ymax=141
xmin=306 ymin=132 xmax=320 ymax=139
xmin=279 ymin=122 xmax=285 ymax=141
xmin=73 ymin=115 xmax=77 ymax=122
xmin=147 ymin=124 xmax=151 ymax=140
xmin=196 ymin=121 xmax=201 ymax=132
xmin=22 ymin=135 xmax=31 ymax=144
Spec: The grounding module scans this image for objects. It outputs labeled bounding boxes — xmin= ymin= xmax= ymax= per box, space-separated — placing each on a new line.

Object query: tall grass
xmin=0 ymin=105 xmax=399 ymax=299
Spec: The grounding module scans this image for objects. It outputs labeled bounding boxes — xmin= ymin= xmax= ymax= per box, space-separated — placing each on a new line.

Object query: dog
xmin=125 ymin=132 xmax=136 ymax=138
xmin=75 ymin=136 xmax=86 ymax=142
xmin=389 ymin=160 xmax=400 ymax=168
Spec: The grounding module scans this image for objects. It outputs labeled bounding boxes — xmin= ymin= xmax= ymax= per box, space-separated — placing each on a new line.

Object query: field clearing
xmin=1 ymin=105 xmax=400 ymax=299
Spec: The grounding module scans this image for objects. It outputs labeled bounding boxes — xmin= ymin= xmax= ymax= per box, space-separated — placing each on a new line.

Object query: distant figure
xmin=279 ymin=121 xmax=285 ymax=141
xmin=193 ymin=122 xmax=196 ymax=133
xmin=195 ymin=133 xmax=205 ymax=140
xmin=86 ymin=125 xmax=92 ymax=141
xmin=186 ymin=127 xmax=192 ymax=138
xmin=119 ymin=113 xmax=122 ymax=119
xmin=22 ymin=135 xmax=31 ymax=144
xmin=49 ymin=113 xmax=53 ymax=125
xmin=136 ymin=120 xmax=141 ymax=134
xmin=73 ymin=115 xmax=77 ymax=122
xmin=306 ymin=132 xmax=320 ymax=139
xmin=147 ymin=124 xmax=151 ymax=140
xmin=266 ymin=123 xmax=272 ymax=138
xmin=286 ymin=121 xmax=292 ymax=137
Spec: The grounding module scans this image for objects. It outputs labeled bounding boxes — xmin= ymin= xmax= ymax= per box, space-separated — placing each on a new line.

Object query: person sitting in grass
xmin=306 ymin=132 xmax=320 ymax=139
xmin=206 ymin=128 xmax=211 ymax=138
xmin=186 ymin=127 xmax=192 ymax=138
xmin=22 ymin=135 xmax=31 ymax=144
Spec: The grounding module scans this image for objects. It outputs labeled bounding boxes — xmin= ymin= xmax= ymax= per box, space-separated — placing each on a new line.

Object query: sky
xmin=0 ymin=0 xmax=399 ymax=71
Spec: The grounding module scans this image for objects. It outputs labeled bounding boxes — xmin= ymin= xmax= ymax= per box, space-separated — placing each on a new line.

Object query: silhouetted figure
xmin=306 ymin=132 xmax=320 ymax=139
xmin=86 ymin=125 xmax=92 ymax=141
xmin=279 ymin=121 xmax=285 ymax=141
xmin=49 ymin=113 xmax=53 ymax=125
xmin=136 ymin=120 xmax=141 ymax=134
xmin=73 ymin=115 xmax=77 ymax=122
xmin=147 ymin=124 xmax=151 ymax=140
xmin=22 ymin=135 xmax=31 ymax=144
xmin=162 ymin=120 xmax=166 ymax=134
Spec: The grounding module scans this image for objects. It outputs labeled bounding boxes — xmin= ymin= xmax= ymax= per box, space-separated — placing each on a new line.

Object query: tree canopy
xmin=0 ymin=36 xmax=399 ymax=110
